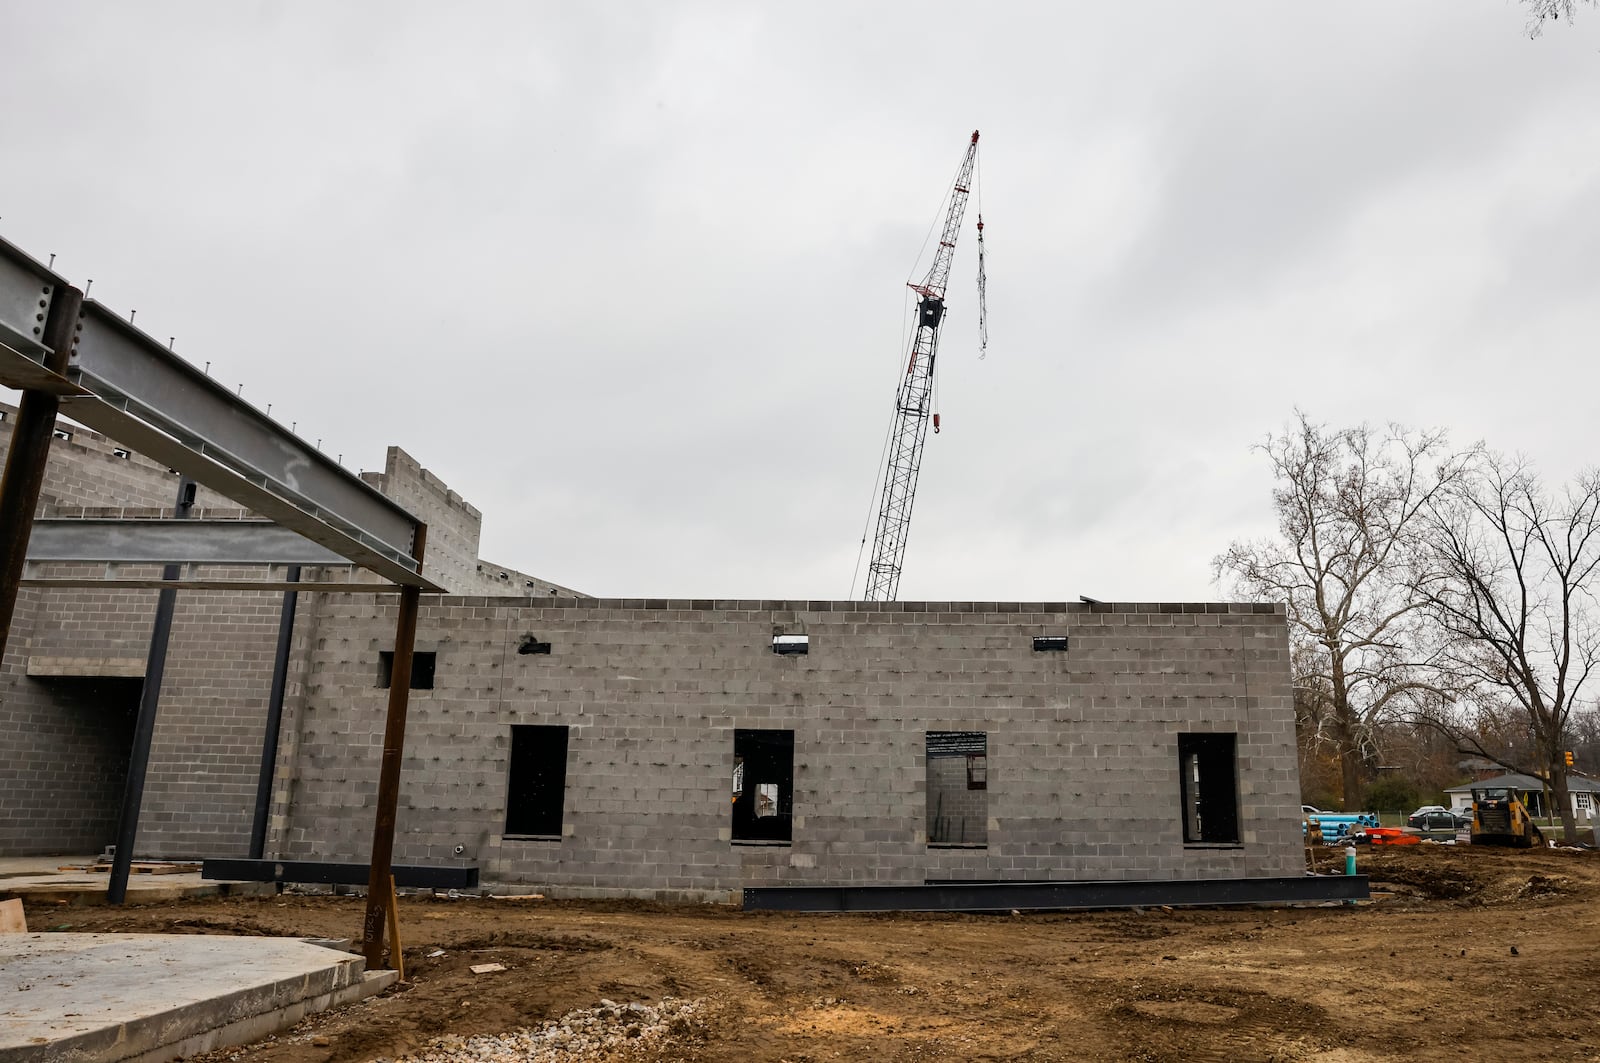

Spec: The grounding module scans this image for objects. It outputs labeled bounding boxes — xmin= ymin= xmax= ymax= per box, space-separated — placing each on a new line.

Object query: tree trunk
xmin=1550 ymin=767 xmax=1577 ymax=843
xmin=1330 ymin=657 xmax=1363 ymax=810
xmin=1339 ymin=740 xmax=1363 ymax=812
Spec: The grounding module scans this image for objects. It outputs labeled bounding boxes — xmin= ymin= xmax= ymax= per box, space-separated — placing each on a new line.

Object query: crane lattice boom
xmin=863 ymin=130 xmax=980 ymax=603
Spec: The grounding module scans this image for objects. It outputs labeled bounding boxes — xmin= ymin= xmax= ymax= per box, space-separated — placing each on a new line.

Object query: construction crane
xmin=859 ymin=130 xmax=984 ymax=602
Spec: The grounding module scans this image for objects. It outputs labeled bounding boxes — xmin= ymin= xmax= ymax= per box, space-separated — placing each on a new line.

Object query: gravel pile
xmin=381 ymin=997 xmax=708 ymax=1062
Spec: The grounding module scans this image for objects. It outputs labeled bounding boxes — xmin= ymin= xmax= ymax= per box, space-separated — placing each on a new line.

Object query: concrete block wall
xmin=281 ymin=598 xmax=1303 ymax=899
xmin=0 ymin=586 xmax=144 ymax=855
xmin=133 ymin=580 xmax=290 ymax=858
xmin=358 ymin=447 xmax=583 ymax=597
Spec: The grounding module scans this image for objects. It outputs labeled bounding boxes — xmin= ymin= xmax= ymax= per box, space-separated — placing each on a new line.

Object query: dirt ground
xmin=26 ymin=844 xmax=1600 ymax=1062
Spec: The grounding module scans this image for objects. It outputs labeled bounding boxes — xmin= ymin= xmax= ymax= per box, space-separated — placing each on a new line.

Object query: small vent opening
xmin=1032 ymin=635 xmax=1069 ymax=652
xmin=772 ymin=634 xmax=809 ymax=655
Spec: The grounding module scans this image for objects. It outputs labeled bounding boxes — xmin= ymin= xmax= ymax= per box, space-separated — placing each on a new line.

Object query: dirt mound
xmin=26 ymin=843 xmax=1600 ymax=1062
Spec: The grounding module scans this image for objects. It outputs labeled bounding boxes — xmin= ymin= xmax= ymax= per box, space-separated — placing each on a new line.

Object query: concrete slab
xmin=0 ymin=933 xmax=397 ymax=1063
xmin=0 ymin=857 xmax=275 ymax=907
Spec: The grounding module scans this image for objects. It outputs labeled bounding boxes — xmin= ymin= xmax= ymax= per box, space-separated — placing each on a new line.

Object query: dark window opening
xmin=732 ymin=729 xmax=794 ymax=842
xmin=1178 ymin=732 xmax=1240 ymax=845
xmin=517 ymin=635 xmax=552 ymax=655
xmin=52 ymin=429 xmax=71 ymax=442
xmin=112 ymin=448 xmax=131 ymax=460
xmin=378 ymin=650 xmax=436 ymax=689
xmin=1032 ymin=635 xmax=1069 ymax=652
xmin=772 ymin=634 xmax=809 ymax=655
xmin=505 ymin=725 xmax=569 ymax=836
xmin=927 ymin=731 xmax=988 ymax=847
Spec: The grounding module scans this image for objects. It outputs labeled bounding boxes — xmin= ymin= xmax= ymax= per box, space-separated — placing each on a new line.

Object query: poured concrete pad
xmin=0 ymin=934 xmax=397 ymax=1063
xmin=0 ymin=856 xmax=275 ymax=907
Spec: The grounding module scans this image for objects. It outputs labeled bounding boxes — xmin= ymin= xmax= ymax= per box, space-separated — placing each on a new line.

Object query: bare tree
xmin=1215 ymin=413 xmax=1469 ymax=810
xmin=1523 ymin=0 xmax=1592 ymax=35
xmin=1416 ymin=455 xmax=1600 ymax=840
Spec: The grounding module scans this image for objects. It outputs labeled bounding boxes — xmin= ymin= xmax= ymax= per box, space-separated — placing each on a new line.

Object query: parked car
xmin=1406 ymin=809 xmax=1464 ymax=831
xmin=1406 ymin=805 xmax=1448 ymax=819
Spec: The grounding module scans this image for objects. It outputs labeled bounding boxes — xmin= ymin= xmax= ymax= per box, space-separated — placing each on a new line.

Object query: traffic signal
xmin=1564 ymin=750 xmax=1575 ymax=767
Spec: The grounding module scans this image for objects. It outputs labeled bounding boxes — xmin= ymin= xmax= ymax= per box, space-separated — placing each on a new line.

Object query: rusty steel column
xmin=362 ymin=525 xmax=427 ymax=971
xmin=0 ymin=285 xmax=83 ymax=659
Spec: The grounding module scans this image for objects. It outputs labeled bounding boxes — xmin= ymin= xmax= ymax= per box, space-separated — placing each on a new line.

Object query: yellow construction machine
xmin=1467 ymin=786 xmax=1546 ymax=848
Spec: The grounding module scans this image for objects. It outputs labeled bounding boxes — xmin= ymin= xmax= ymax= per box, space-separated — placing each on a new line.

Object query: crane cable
xmin=976 ymin=151 xmax=987 ymax=360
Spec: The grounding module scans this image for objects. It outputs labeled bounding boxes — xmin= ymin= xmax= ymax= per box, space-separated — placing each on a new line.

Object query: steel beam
xmin=201 ymin=859 xmax=480 ymax=890
xmin=0 ymin=238 xmax=437 ymax=590
xmin=108 ymin=477 xmax=194 ymax=906
xmin=24 ymin=519 xmax=348 ymax=566
xmin=0 ymin=236 xmax=67 ymax=361
xmin=250 ymin=566 xmax=299 ymax=860
xmin=742 ymin=875 xmax=1370 ymax=913
xmin=17 ymin=576 xmax=400 ymax=592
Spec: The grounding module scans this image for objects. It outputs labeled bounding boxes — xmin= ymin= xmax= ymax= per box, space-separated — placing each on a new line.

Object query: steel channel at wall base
xmin=742 ymin=875 xmax=1369 ymax=913
xmin=202 ymin=859 xmax=480 ymax=890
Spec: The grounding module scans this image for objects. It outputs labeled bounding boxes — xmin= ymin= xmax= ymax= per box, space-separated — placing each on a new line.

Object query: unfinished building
xmin=0 ymin=403 xmax=1305 ymax=899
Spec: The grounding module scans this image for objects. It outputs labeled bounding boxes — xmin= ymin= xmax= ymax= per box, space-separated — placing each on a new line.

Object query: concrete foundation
xmin=0 ymin=933 xmax=395 ymax=1063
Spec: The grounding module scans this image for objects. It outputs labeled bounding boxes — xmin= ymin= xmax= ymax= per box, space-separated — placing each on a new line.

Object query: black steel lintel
xmin=742 ymin=874 xmax=1369 ymax=913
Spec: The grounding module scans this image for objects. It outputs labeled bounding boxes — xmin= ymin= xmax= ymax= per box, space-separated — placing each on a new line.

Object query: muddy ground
xmin=27 ymin=844 xmax=1600 ymax=1062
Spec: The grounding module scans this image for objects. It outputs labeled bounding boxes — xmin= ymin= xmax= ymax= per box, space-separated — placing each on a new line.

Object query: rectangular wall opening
xmin=505 ymin=725 xmax=570 ymax=837
xmin=732 ymin=728 xmax=794 ymax=843
xmin=1032 ymin=635 xmax=1069 ymax=652
xmin=1178 ymin=732 xmax=1240 ymax=845
xmin=378 ymin=650 xmax=436 ymax=689
xmin=926 ymin=731 xmax=988 ymax=847
xmin=771 ymin=634 xmax=809 ymax=655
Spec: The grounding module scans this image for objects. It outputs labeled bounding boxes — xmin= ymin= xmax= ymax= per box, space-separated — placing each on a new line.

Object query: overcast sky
xmin=3 ymin=2 xmax=1598 ymax=602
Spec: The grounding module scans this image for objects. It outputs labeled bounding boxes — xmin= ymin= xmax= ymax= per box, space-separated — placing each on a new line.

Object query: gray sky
xmin=4 ymin=2 xmax=1598 ymax=601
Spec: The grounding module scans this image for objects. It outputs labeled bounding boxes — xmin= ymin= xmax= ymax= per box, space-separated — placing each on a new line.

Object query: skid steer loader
xmin=1467 ymin=786 xmax=1546 ymax=848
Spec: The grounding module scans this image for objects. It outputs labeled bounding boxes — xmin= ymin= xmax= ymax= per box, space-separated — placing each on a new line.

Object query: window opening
xmin=1032 ymin=635 xmax=1069 ymax=652
xmin=517 ymin=635 xmax=552 ymax=655
xmin=927 ymin=731 xmax=988 ymax=847
xmin=112 ymin=448 xmax=131 ymax=459
xmin=505 ymin=725 xmax=569 ymax=836
xmin=378 ymin=650 xmax=436 ymax=689
xmin=1178 ymin=732 xmax=1240 ymax=844
xmin=732 ymin=729 xmax=794 ymax=842
xmin=52 ymin=429 xmax=72 ymax=442
xmin=772 ymin=634 xmax=809 ymax=655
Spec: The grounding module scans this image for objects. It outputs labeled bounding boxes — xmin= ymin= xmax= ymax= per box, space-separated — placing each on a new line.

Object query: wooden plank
xmin=385 ymin=874 xmax=405 ymax=980
xmin=0 ymin=898 xmax=26 ymax=933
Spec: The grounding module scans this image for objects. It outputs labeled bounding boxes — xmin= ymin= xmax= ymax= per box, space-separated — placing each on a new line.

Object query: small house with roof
xmin=1445 ymin=773 xmax=1600 ymax=820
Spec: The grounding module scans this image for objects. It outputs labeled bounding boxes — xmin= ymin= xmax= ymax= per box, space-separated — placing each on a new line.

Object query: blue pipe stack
xmin=1302 ymin=812 xmax=1379 ymax=840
